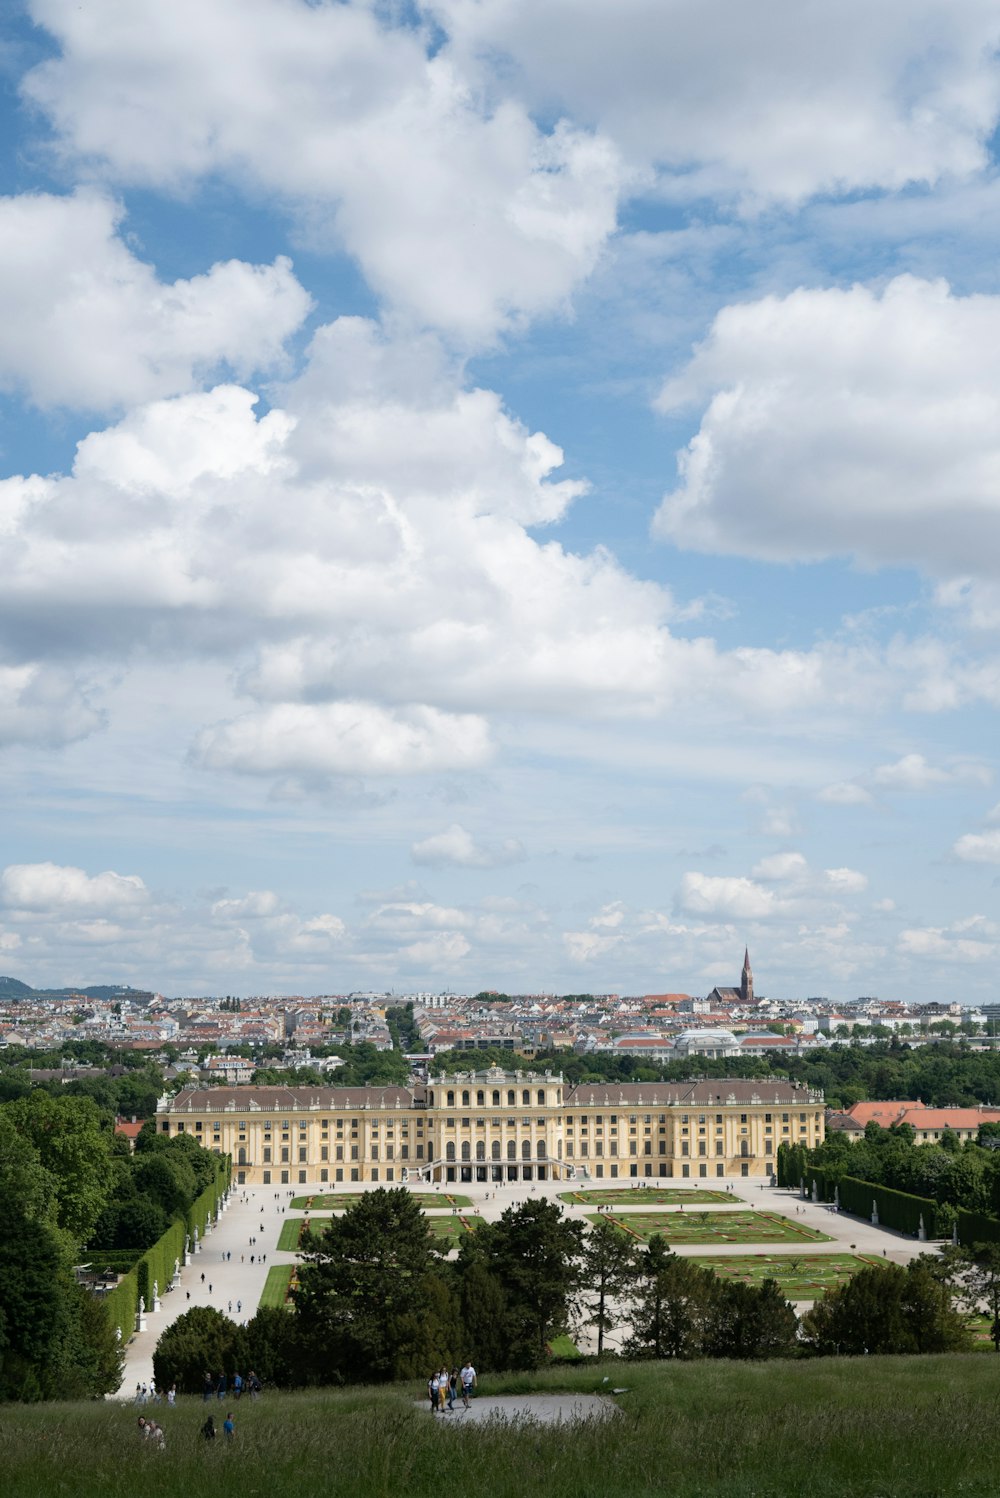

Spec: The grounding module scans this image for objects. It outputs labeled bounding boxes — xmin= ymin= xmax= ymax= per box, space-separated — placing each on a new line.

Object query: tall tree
xmin=294 ymin=1187 xmax=440 ymax=1382
xmin=578 ymin=1217 xmax=638 ymax=1357
xmin=625 ymin=1237 xmax=716 ymax=1360
xmin=472 ymin=1200 xmax=584 ymax=1364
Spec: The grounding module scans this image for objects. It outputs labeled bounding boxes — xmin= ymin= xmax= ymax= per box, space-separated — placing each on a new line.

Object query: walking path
xmin=117 ymin=1173 xmax=933 ymax=1392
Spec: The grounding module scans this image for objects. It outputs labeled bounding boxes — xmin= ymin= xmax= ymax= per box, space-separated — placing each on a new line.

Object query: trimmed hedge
xmin=837 ymin=1176 xmax=940 ymax=1237
xmin=106 ymin=1154 xmax=231 ymax=1348
xmin=957 ymin=1207 xmax=1000 ymax=1247
xmin=104 ymin=1269 xmax=139 ymax=1347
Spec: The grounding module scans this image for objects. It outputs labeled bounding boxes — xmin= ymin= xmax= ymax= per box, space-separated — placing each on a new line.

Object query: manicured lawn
xmin=258 ymin=1265 xmax=296 ymax=1309
xmin=691 ymin=1252 xmax=885 ymax=1299
xmin=5 ymin=1355 xmax=1000 ymax=1496
xmin=290 ymin=1192 xmax=472 ymax=1210
xmin=559 ymin=1188 xmax=740 ymax=1206
xmin=277 ymin=1216 xmax=335 ymax=1251
xmin=591 ymin=1209 xmax=831 ymax=1244
xmin=547 ymin=1334 xmax=581 ymax=1359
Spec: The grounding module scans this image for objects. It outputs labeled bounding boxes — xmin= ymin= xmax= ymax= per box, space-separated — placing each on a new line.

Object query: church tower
xmin=741 ymin=947 xmax=754 ymax=1004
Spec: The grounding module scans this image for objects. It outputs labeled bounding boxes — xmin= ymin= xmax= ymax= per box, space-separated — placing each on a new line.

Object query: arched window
xmin=521 ymin=1140 xmax=531 ymax=1160
xmin=447 ymin=1091 xmax=455 ymax=1107
xmin=522 ymin=1090 xmax=530 ymax=1106
xmin=740 ymin=1141 xmax=749 ymax=1157
xmin=507 ymin=1140 xmax=516 ymax=1159
xmin=237 ymin=1147 xmax=247 ymax=1166
xmin=428 ymin=1091 xmax=435 ymax=1106
xmin=461 ymin=1090 xmax=469 ymax=1107
xmin=507 ymin=1090 xmax=516 ymax=1106
xmin=537 ymin=1089 xmax=545 ymax=1106
xmin=476 ymin=1142 xmax=485 ymax=1161
xmin=537 ymin=1140 xmax=547 ymax=1159
xmin=446 ymin=1142 xmax=455 ymax=1161
xmin=461 ymin=1141 xmax=470 ymax=1161
xmin=476 ymin=1090 xmax=484 ymax=1106
xmin=492 ymin=1090 xmax=501 ymax=1106
xmin=492 ymin=1140 xmax=501 ymax=1159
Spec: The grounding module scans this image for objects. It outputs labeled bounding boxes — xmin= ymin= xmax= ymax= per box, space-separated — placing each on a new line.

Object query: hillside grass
xmin=3 ymin=1355 xmax=1000 ymax=1497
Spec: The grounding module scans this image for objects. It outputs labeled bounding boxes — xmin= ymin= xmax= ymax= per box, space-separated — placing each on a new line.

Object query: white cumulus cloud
xmin=678 ymin=872 xmax=775 ymax=920
xmin=411 ymin=825 xmax=525 ymax=869
xmin=0 ymin=190 xmax=310 ymax=410
xmin=0 ymin=862 xmax=148 ymax=913
xmin=654 ymin=277 xmax=1000 ymax=582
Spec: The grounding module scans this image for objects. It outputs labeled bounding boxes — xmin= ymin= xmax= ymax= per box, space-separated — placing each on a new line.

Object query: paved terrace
xmin=117 ymin=1175 xmax=930 ymax=1393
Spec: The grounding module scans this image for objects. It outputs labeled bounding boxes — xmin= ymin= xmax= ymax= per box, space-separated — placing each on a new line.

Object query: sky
xmin=2 ymin=1 xmax=1000 ymax=1002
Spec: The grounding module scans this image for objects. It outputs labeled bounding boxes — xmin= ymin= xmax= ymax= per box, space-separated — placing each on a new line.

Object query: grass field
xmin=290 ymin=1193 xmax=472 ymax=1210
xmin=559 ymin=1188 xmax=740 ymax=1206
xmin=592 ymin=1209 xmax=831 ymax=1244
xmin=690 ymin=1252 xmax=884 ymax=1298
xmin=3 ymin=1356 xmax=1000 ymax=1497
xmin=258 ymin=1265 xmax=295 ymax=1308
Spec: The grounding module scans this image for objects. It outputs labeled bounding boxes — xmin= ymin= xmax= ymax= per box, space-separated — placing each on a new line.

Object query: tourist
xmin=233 ymin=1370 xmax=243 ymax=1400
xmin=460 ymin=1360 xmax=477 ymax=1408
xmin=428 ymin=1371 xmax=439 ymax=1413
xmin=217 ymin=1371 xmax=227 ymax=1400
xmin=438 ymin=1367 xmax=448 ymax=1412
xmin=200 ymin=1414 xmax=217 ymax=1442
xmin=167 ymin=1385 xmax=177 ymax=1407
xmin=223 ymin=1412 xmax=235 ymax=1443
xmin=448 ymin=1368 xmax=458 ymax=1410
xmin=137 ymin=1416 xmax=148 ymax=1440
xmin=202 ymin=1371 xmax=214 ymax=1402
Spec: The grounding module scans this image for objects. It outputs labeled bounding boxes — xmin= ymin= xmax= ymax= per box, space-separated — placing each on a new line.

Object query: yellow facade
xmin=157 ymin=1069 xmax=824 ymax=1188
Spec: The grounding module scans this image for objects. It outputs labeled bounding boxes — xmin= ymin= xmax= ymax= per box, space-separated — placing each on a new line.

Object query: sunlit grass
xmin=593 ymin=1209 xmax=830 ymax=1244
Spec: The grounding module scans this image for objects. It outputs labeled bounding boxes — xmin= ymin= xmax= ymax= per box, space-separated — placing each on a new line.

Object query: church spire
xmin=741 ymin=947 xmax=753 ymax=1004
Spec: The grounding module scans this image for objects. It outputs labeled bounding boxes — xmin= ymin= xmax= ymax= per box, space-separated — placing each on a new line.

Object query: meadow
xmin=3 ymin=1356 xmax=1000 ymax=1497
xmin=592 ymin=1209 xmax=831 ymax=1244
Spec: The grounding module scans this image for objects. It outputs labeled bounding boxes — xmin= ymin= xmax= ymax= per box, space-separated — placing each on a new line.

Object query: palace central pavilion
xmin=157 ymin=1068 xmax=824 ymax=1187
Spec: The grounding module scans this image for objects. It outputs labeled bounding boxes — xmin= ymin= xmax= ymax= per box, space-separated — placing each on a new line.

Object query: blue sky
xmin=2 ymin=0 xmax=1000 ymax=1000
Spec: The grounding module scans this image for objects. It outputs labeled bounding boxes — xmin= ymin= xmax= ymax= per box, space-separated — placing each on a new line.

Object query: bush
xmin=152 ymin=1307 xmax=247 ymax=1395
xmin=837 ymin=1177 xmax=941 ymax=1237
xmin=957 ymin=1207 xmax=1000 ymax=1247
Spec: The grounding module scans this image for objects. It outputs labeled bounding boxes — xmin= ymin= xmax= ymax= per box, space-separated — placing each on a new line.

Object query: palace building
xmin=157 ymin=1069 xmax=824 ymax=1188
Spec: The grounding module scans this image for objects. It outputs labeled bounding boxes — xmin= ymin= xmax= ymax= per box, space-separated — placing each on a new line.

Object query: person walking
xmin=200 ymin=1414 xmax=217 ymax=1442
xmin=223 ymin=1412 xmax=235 ymax=1444
xmin=428 ymin=1371 xmax=439 ymax=1414
xmin=460 ymin=1360 xmax=477 ymax=1409
xmin=447 ymin=1368 xmax=458 ymax=1411
xmin=202 ymin=1371 xmax=214 ymax=1402
xmin=167 ymin=1385 xmax=176 ymax=1407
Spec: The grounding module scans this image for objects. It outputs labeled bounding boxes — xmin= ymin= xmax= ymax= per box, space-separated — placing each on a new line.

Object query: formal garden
xmin=687 ymin=1252 xmax=883 ymax=1299
xmin=591 ymin=1209 xmax=831 ymax=1244
xmin=558 ymin=1187 xmax=740 ymax=1206
xmin=291 ymin=1192 xmax=472 ymax=1210
xmin=278 ymin=1210 xmax=483 ymax=1250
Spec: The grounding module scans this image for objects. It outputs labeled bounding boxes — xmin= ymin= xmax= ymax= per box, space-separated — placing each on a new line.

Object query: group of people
xmin=427 ymin=1362 xmax=477 ymax=1413
xmin=136 ymin=1416 xmax=166 ymax=1447
xmin=202 ymin=1369 xmax=261 ymax=1401
xmin=134 ymin=1380 xmax=176 ymax=1405
xmin=200 ymin=1413 xmax=236 ymax=1443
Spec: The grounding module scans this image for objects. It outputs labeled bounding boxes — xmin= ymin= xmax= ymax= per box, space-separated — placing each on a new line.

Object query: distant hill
xmin=0 ymin=976 xmax=34 ymax=998
xmin=0 ymin=977 xmax=152 ymax=1002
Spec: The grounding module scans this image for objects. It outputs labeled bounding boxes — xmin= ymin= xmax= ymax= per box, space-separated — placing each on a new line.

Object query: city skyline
xmin=2 ymin=4 xmax=1000 ymax=999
